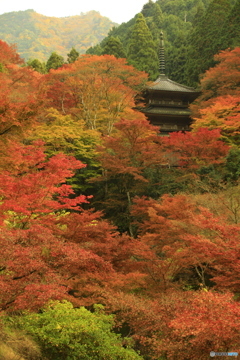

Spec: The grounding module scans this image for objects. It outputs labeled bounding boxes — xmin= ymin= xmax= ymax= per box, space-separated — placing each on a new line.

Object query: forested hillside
xmin=88 ymin=0 xmax=240 ymax=85
xmin=0 ymin=9 xmax=117 ymax=61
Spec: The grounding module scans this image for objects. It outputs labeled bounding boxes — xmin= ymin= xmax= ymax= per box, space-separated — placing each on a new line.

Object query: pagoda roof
xmin=147 ymin=75 xmax=199 ymax=94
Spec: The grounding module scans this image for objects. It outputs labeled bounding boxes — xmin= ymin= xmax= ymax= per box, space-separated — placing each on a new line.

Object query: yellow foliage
xmin=28 ymin=108 xmax=101 ymax=159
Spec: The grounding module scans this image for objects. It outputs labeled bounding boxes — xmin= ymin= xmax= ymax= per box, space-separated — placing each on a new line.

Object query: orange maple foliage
xmin=162 ymin=128 xmax=229 ymax=168
xmin=191 ymin=48 xmax=240 ymax=142
xmin=0 ymin=40 xmax=23 ymax=67
xmin=97 ymin=117 xmax=162 ymax=182
xmin=0 ymin=140 xmax=146 ymax=311
xmin=0 ymin=141 xmax=108 ymax=311
xmin=102 ymin=288 xmax=240 ymax=360
xmin=0 ymin=41 xmax=42 ymax=141
xmin=131 ymin=193 xmax=240 ymax=293
xmin=168 ymin=291 xmax=240 ymax=359
xmin=39 ymin=55 xmax=148 ymax=134
xmin=197 ymin=47 xmax=240 ymax=103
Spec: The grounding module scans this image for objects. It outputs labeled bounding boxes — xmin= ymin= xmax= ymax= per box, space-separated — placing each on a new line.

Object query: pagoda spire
xmin=159 ymin=31 xmax=165 ymax=76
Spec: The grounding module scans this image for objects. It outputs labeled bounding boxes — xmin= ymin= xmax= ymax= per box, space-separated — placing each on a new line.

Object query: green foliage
xmin=153 ymin=2 xmax=164 ymax=28
xmin=16 ymin=300 xmax=143 ymax=360
xmin=143 ymin=165 xmax=193 ymax=197
xmin=141 ymin=0 xmax=156 ymax=17
xmin=159 ymin=0 xmax=187 ymax=19
xmin=86 ymin=44 xmax=103 ymax=55
xmin=185 ymin=0 xmax=233 ymax=86
xmin=162 ymin=14 xmax=191 ymax=78
xmin=102 ymin=36 xmax=126 ymax=58
xmin=127 ymin=13 xmax=158 ymax=79
xmin=27 ymin=58 xmax=46 ymax=73
xmin=221 ymin=0 xmax=240 ymax=49
xmin=46 ymin=52 xmax=64 ymax=71
xmin=67 ymin=47 xmax=79 ymax=63
xmin=224 ymin=147 xmax=240 ymax=182
xmin=156 ymin=0 xmax=211 ymax=20
xmin=107 ymin=17 xmax=137 ymax=50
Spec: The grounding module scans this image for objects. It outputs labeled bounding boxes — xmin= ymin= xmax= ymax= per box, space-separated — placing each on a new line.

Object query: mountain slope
xmin=0 ymin=9 xmax=117 ymax=61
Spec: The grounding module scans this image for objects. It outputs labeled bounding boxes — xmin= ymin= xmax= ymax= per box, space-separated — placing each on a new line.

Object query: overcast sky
xmin=0 ymin=0 xmax=150 ymax=24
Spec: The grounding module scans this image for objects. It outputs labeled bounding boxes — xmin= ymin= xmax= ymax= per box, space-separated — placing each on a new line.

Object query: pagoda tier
xmin=142 ymin=74 xmax=200 ymax=133
xmin=141 ymin=32 xmax=200 ymax=134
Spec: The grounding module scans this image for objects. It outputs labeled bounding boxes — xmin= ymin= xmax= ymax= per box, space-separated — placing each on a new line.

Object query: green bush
xmin=16 ymin=300 xmax=143 ymax=360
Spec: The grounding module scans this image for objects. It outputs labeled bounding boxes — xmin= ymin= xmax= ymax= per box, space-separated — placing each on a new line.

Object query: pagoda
xmin=141 ymin=32 xmax=200 ymax=134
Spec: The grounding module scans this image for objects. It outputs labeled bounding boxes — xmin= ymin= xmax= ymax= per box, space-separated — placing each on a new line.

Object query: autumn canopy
xmin=0 ymin=39 xmax=240 ymax=359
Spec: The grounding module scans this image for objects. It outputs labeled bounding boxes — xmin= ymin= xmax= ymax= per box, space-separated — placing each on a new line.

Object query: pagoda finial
xmin=159 ymin=31 xmax=165 ymax=76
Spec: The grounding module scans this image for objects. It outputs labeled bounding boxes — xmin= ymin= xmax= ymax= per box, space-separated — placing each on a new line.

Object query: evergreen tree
xmin=102 ymin=36 xmax=127 ymax=58
xmin=127 ymin=13 xmax=158 ymax=80
xmin=141 ymin=0 xmax=155 ymax=17
xmin=161 ymin=14 xmax=191 ymax=81
xmin=27 ymin=58 xmax=46 ymax=73
xmin=185 ymin=0 xmax=232 ymax=86
xmin=192 ymin=1 xmax=205 ymax=26
xmin=145 ymin=3 xmax=164 ymax=44
xmin=222 ymin=0 xmax=240 ymax=49
xmin=153 ymin=2 xmax=163 ymax=28
xmin=167 ymin=42 xmax=189 ymax=84
xmin=46 ymin=52 xmax=64 ymax=72
xmin=86 ymin=44 xmax=103 ymax=55
xmin=67 ymin=47 xmax=79 ymax=63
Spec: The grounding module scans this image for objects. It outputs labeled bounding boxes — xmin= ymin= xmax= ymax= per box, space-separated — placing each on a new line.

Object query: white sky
xmin=0 ymin=0 xmax=150 ymax=24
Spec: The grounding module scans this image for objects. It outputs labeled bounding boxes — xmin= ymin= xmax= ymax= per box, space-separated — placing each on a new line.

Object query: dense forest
xmin=0 ymin=0 xmax=240 ymax=359
xmin=0 ymin=9 xmax=117 ymax=61
xmin=88 ymin=0 xmax=240 ymax=86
